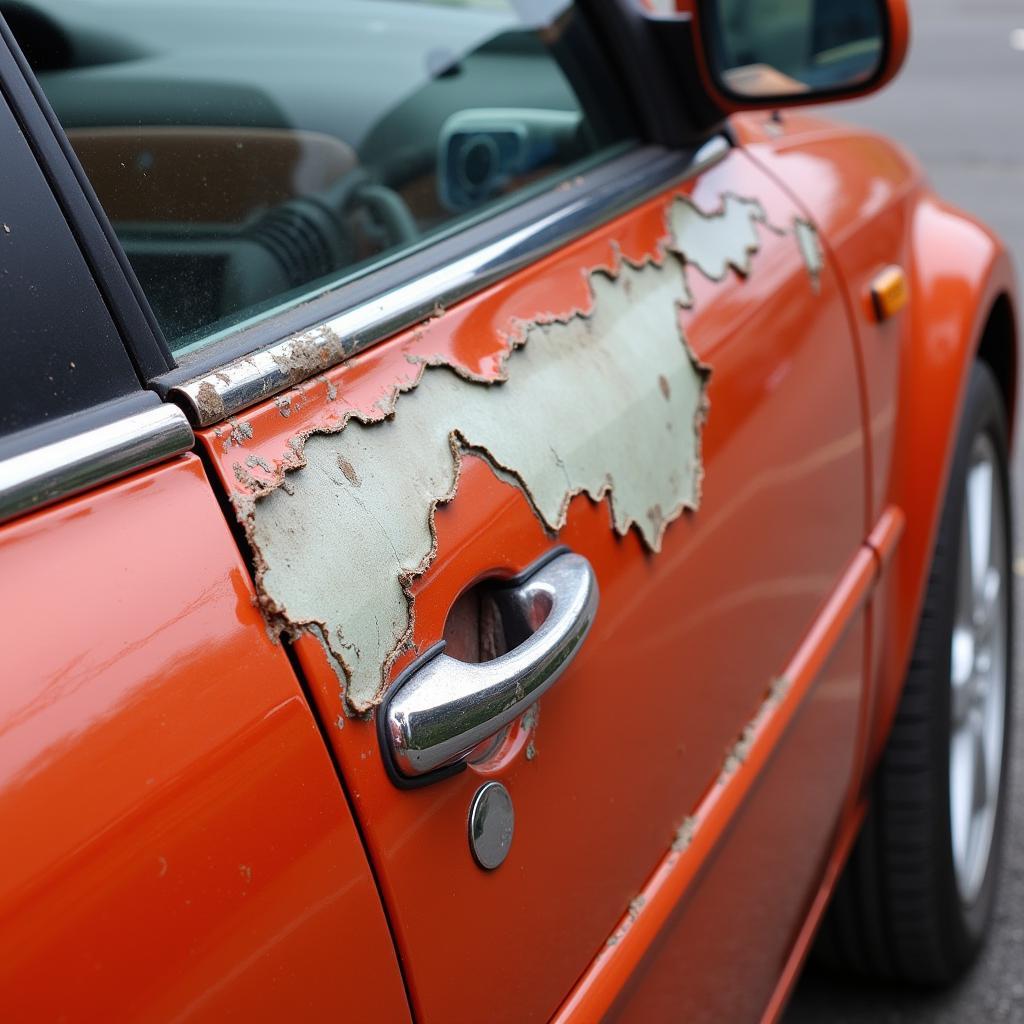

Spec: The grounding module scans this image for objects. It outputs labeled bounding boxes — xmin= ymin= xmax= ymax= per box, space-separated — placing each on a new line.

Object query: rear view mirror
xmin=697 ymin=0 xmax=904 ymax=105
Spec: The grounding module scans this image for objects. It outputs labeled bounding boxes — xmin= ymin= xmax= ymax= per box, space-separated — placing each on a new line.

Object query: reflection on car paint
xmin=794 ymin=219 xmax=826 ymax=293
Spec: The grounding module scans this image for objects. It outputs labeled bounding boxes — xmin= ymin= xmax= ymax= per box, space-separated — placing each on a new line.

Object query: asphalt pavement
xmin=786 ymin=1 xmax=1024 ymax=1021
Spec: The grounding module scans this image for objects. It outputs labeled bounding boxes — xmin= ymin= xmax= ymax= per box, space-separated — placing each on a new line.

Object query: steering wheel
xmin=250 ymin=166 xmax=420 ymax=292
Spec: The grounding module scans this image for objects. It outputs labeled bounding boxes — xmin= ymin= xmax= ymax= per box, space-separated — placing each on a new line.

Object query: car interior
xmin=3 ymin=0 xmax=632 ymax=354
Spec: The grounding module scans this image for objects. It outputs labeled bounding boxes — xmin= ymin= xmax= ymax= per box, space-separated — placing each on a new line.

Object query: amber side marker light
xmin=870 ymin=264 xmax=909 ymax=322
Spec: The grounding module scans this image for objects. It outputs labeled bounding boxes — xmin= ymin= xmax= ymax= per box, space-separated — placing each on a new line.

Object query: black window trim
xmin=0 ymin=17 xmax=175 ymax=382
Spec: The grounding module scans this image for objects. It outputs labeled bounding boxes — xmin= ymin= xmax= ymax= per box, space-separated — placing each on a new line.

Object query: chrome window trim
xmin=0 ymin=403 xmax=194 ymax=526
xmin=170 ymin=136 xmax=730 ymax=427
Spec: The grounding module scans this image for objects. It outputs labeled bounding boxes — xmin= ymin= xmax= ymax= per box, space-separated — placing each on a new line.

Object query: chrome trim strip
xmin=171 ymin=136 xmax=730 ymax=427
xmin=0 ymin=404 xmax=194 ymax=526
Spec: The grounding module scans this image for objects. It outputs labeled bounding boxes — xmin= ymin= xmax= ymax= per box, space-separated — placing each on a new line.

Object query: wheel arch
xmin=977 ymin=290 xmax=1018 ymax=435
xmin=867 ymin=194 xmax=1018 ymax=770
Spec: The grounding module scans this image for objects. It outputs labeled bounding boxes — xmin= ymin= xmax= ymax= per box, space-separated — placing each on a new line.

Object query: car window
xmin=6 ymin=0 xmax=635 ymax=359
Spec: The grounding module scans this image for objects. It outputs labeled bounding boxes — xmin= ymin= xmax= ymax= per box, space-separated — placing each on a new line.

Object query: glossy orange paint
xmin=200 ymin=146 xmax=875 ymax=1022
xmin=0 ymin=455 xmax=410 ymax=1022
xmin=736 ymin=109 xmax=1019 ymax=781
xmin=552 ymin=510 xmax=902 ymax=1023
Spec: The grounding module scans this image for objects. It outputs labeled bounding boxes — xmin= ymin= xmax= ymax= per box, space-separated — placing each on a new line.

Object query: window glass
xmin=8 ymin=0 xmax=634 ymax=357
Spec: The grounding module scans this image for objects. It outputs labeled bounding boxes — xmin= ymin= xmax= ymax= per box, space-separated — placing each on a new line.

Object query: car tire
xmin=816 ymin=360 xmax=1014 ymax=985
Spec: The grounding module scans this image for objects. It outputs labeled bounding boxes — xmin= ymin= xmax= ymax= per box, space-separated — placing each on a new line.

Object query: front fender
xmin=737 ymin=112 xmax=1018 ymax=774
xmin=869 ymin=195 xmax=1017 ymax=765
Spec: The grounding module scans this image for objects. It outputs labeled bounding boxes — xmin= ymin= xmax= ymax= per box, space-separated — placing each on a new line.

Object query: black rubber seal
xmin=499 ymin=544 xmax=570 ymax=588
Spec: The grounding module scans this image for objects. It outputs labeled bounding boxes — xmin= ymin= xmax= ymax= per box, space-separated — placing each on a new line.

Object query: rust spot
xmin=196 ymin=380 xmax=225 ymax=423
xmin=337 ymin=456 xmax=361 ymax=486
xmin=222 ymin=419 xmax=254 ymax=452
xmin=269 ymin=328 xmax=346 ymax=386
xmin=658 ymin=374 xmax=671 ymax=400
xmin=245 ymin=453 xmax=273 ymax=474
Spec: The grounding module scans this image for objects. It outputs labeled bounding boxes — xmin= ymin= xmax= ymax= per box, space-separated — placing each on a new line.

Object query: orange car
xmin=0 ymin=0 xmax=1016 ymax=1020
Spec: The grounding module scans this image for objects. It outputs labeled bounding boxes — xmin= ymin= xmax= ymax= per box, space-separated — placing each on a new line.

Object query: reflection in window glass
xmin=714 ymin=0 xmax=882 ymax=98
xmin=8 ymin=0 xmax=632 ymax=355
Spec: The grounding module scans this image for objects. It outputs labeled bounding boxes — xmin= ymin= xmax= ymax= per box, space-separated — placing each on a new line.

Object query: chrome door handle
xmin=381 ymin=551 xmax=599 ymax=782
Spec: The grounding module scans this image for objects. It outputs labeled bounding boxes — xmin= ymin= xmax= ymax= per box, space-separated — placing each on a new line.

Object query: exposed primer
xmin=794 ymin=219 xmax=824 ymax=293
xmin=243 ymin=194 xmax=809 ymax=713
xmin=669 ymin=194 xmax=768 ymax=280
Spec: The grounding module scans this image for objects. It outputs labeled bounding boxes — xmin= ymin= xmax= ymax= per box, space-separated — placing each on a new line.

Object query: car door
xmin=6 ymin=1 xmax=875 ymax=1020
xmin=199 ymin=148 xmax=874 ymax=1024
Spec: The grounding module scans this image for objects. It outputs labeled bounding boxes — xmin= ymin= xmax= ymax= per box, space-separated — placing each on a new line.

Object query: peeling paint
xmin=672 ymin=816 xmax=698 ymax=853
xmin=317 ymin=374 xmax=339 ymax=401
xmin=600 ymin=673 xmax=794 ymax=958
xmin=221 ymin=419 xmax=254 ymax=452
xmin=719 ymin=675 xmax=791 ymax=781
xmin=245 ymin=453 xmax=273 ymax=474
xmin=252 ymin=253 xmax=707 ymax=710
xmin=669 ymin=194 xmax=768 ymax=280
xmin=522 ymin=703 xmax=539 ymax=761
xmin=240 ymin=194 xmax=810 ymax=713
xmin=793 ymin=219 xmax=824 ymax=292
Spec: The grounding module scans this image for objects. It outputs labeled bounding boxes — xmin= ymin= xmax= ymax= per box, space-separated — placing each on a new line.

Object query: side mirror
xmin=691 ymin=0 xmax=909 ymax=110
